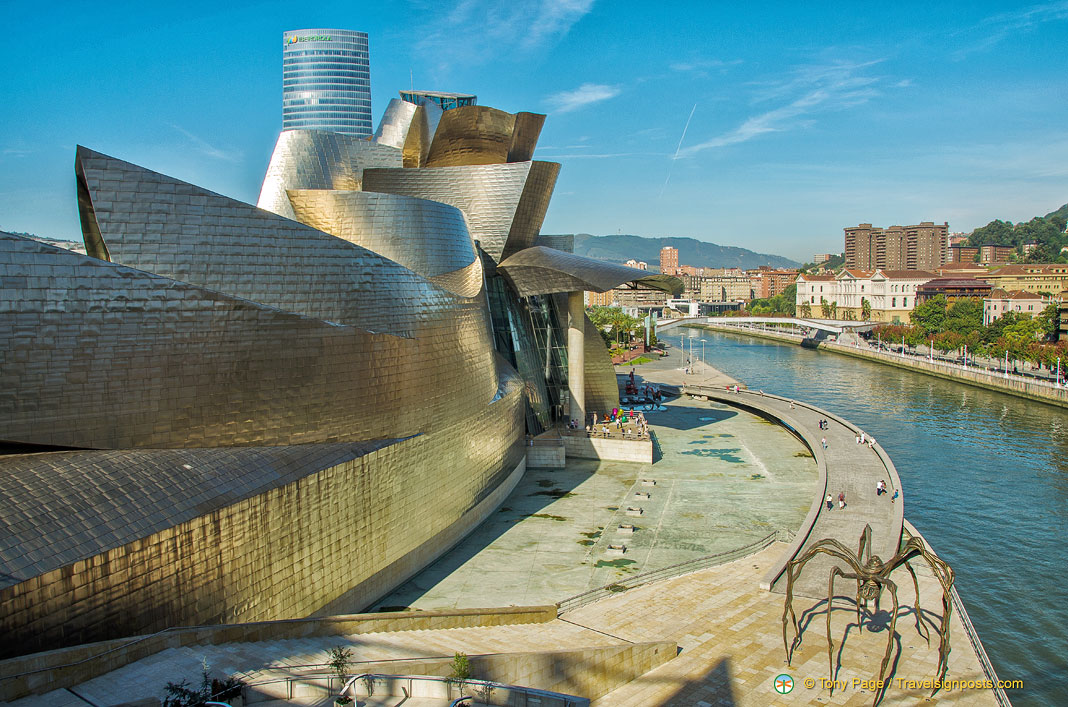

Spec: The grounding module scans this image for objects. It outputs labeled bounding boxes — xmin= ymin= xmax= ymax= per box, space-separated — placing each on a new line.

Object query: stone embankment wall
xmin=698 ymin=323 xmax=1068 ymax=409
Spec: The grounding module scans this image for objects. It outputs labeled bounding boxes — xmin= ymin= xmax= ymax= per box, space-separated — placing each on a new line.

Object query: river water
xmin=666 ymin=328 xmax=1066 ymax=706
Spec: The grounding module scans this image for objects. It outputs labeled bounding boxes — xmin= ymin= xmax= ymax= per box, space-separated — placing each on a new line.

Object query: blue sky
xmin=2 ymin=1 xmax=1067 ymax=260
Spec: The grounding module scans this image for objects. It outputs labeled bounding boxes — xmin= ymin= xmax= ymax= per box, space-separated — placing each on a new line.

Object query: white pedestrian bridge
xmin=657 ymin=316 xmax=880 ymax=335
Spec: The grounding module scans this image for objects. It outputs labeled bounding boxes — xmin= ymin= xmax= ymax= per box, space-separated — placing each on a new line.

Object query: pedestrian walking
xmin=891 ymin=489 xmax=899 ymax=503
xmin=860 ymin=432 xmax=866 ymax=443
xmin=838 ymin=492 xmax=846 ymax=509
xmin=855 ymin=434 xmax=861 ymax=444
xmin=821 ymin=437 xmax=828 ymax=449
xmin=826 ymin=494 xmax=833 ymax=510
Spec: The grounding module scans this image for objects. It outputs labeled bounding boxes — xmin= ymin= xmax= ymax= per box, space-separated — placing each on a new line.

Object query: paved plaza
xmin=376 ymin=363 xmax=817 ymax=610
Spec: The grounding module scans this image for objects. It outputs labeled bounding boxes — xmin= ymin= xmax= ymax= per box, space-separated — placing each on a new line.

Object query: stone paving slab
xmin=566 ymin=543 xmax=997 ymax=706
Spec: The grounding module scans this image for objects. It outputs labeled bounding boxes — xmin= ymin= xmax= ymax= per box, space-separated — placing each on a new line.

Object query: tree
xmin=1038 ymin=302 xmax=1060 ymax=341
xmin=799 ymin=302 xmax=812 ymax=318
xmin=861 ymin=297 xmax=872 ymax=321
xmin=820 ymin=297 xmax=830 ymax=318
xmin=828 ymin=301 xmax=838 ymax=319
xmin=910 ymin=295 xmax=947 ymax=335
xmin=944 ymin=298 xmax=983 ymax=336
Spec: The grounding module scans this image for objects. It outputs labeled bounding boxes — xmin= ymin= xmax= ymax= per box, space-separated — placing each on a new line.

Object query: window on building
xmin=903 ymin=298 xmax=907 ymax=307
xmin=892 ymin=297 xmax=896 ymax=307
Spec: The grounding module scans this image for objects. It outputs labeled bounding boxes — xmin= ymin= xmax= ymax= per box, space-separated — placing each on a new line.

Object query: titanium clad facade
xmin=286 ymin=190 xmax=477 ymax=282
xmin=282 ymin=29 xmax=371 ymax=136
xmin=363 ymin=161 xmax=561 ymax=262
xmin=424 ymin=105 xmax=545 ymax=167
xmin=373 ymin=98 xmax=436 ymax=168
xmin=257 ymin=129 xmax=403 ymax=220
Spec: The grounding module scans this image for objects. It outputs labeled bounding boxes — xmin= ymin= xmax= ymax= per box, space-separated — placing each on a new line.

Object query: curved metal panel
xmin=373 ymin=98 xmax=432 ymax=168
xmin=286 ymin=189 xmax=477 ymax=281
xmin=584 ymin=312 xmax=621 ymax=416
xmin=425 ymin=105 xmax=516 ymax=167
xmin=77 ymin=147 xmax=475 ymax=340
xmin=507 ymin=112 xmax=546 ymax=163
xmin=363 ymin=161 xmax=559 ymax=263
xmin=257 ymin=130 xmax=402 ymax=219
xmin=498 ymin=245 xmax=685 ymax=297
xmin=427 ymin=258 xmax=485 ymax=298
xmin=0 ymin=233 xmax=497 ymax=450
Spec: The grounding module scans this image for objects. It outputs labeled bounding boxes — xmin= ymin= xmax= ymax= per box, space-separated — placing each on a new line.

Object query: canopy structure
xmin=497 ymin=246 xmax=684 ymax=297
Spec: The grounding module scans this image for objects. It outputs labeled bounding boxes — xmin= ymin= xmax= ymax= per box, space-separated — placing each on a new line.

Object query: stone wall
xmin=561 ymin=434 xmax=653 ymax=463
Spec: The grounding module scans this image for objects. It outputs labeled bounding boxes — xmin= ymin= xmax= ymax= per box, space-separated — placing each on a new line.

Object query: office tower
xmin=282 ymin=29 xmax=371 ymax=136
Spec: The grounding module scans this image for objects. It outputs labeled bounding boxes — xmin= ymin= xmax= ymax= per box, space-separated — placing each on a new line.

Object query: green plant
xmin=361 ymin=673 xmax=376 ymax=697
xmin=328 ymin=645 xmax=353 ymax=704
xmin=163 ymin=660 xmax=243 ymax=707
xmin=449 ymin=652 xmax=472 ymax=695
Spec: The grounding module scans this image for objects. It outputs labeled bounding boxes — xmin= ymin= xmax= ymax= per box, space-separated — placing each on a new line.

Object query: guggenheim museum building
xmin=0 ymin=59 xmax=680 ymax=656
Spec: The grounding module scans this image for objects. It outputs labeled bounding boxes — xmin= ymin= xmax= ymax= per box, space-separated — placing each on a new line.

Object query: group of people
xmin=825 ymin=492 xmax=846 ymax=510
xmin=854 ymin=431 xmax=877 ymax=449
xmin=585 ymin=409 xmax=649 ymax=439
xmin=876 ymin=479 xmax=899 ymax=503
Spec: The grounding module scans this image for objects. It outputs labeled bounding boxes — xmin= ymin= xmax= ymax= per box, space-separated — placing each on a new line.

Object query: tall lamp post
xmin=699 ymin=338 xmax=707 ymax=365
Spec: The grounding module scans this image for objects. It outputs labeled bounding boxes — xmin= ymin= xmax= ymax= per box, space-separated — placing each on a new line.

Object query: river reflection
xmin=666 ymin=328 xmax=1067 ymax=706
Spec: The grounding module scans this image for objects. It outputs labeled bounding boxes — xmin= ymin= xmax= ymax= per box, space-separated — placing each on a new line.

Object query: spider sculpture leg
xmin=826 ymin=566 xmax=840 ymax=688
xmin=781 ymin=539 xmax=866 ymax=666
xmin=902 ymin=559 xmax=930 ymax=645
xmin=873 ymin=577 xmax=900 ymax=707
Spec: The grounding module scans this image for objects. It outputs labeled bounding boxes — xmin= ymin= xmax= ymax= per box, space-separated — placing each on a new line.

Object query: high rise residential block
xmin=844 ymin=221 xmax=948 ymax=271
xmin=660 ymin=246 xmax=679 ymax=275
xmin=282 ymin=29 xmax=371 ymax=136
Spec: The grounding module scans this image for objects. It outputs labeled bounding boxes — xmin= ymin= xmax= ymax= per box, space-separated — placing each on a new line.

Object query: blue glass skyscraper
xmin=282 ymin=29 xmax=371 ymax=136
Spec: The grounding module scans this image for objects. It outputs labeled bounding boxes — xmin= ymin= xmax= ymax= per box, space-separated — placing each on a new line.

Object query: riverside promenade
xmin=631 ymin=353 xmax=902 ymax=599
xmin=696 ymin=321 xmax=1068 ymax=409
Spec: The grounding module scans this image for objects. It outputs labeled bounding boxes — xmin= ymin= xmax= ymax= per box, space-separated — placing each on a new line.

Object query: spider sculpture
xmin=781 ymin=525 xmax=955 ymax=705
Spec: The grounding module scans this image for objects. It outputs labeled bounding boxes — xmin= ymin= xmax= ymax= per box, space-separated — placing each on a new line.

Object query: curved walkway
xmin=679 ymin=386 xmax=904 ymax=598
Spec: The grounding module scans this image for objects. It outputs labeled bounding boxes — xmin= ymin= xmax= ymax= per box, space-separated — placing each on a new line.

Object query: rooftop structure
xmin=282 ymin=29 xmax=371 ymax=136
xmin=400 ymin=89 xmax=477 ymax=111
xmin=916 ymin=277 xmax=993 ymax=303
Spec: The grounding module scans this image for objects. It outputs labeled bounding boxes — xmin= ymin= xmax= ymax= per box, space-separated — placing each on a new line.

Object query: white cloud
xmin=669 ymin=58 xmax=743 ymax=74
xmin=679 ymin=59 xmax=884 ymax=157
xmin=544 ymin=83 xmax=621 ymax=113
xmin=953 ymin=1 xmax=1068 ymax=59
xmin=415 ymin=0 xmax=596 ymax=68
xmin=170 ymin=125 xmax=242 ymax=164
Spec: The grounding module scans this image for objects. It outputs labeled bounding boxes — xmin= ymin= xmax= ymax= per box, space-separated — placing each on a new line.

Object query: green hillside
xmin=566 ymin=234 xmax=799 ymax=270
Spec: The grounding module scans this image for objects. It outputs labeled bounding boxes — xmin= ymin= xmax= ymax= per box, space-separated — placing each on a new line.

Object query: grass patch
xmin=680 ymin=448 xmax=745 ymax=463
xmin=577 ymin=540 xmax=595 ymax=546
xmin=607 ymin=584 xmax=627 ymax=593
xmin=594 ymin=558 xmax=637 ymax=569
xmin=793 ymin=451 xmax=813 ymax=458
xmin=531 ymin=513 xmax=568 ymax=521
xmin=530 ymin=489 xmax=575 ymax=499
xmin=580 ymin=530 xmax=603 ymax=539
xmin=629 ymin=356 xmax=653 ymax=365
xmin=750 ymin=473 xmax=766 ymax=480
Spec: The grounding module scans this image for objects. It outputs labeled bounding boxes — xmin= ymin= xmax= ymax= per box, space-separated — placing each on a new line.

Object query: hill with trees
xmin=567 ymin=234 xmax=799 ymax=270
xmin=965 ymin=203 xmax=1068 ymax=262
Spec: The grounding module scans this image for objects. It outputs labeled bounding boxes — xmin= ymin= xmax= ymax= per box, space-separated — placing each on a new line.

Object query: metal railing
xmin=557 ymin=530 xmax=785 ymax=614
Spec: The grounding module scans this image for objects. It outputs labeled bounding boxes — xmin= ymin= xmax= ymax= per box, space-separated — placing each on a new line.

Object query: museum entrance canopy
xmin=497 ymin=246 xmax=684 ymax=298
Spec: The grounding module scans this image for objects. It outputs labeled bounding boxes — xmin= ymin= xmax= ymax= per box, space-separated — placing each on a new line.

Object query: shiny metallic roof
xmin=0 ymin=441 xmax=398 ymax=591
xmin=497 ymin=246 xmax=685 ymax=297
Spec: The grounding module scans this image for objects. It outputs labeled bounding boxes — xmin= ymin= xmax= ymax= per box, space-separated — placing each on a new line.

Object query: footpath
xmin=696 ymin=322 xmax=1068 ymax=409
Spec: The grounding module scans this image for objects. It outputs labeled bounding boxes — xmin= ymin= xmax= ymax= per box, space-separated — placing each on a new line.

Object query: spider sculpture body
xmin=781 ymin=525 xmax=955 ymax=705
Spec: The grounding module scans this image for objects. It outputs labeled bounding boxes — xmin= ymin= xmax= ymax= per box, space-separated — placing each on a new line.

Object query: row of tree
xmin=587 ymin=306 xmax=645 ymax=348
xmin=746 ymin=283 xmax=797 ymax=316
xmin=871 ymin=295 xmax=1064 ymax=367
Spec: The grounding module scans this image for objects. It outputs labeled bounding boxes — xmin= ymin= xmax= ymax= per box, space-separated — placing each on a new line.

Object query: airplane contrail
xmin=659 ymin=103 xmax=697 ymax=199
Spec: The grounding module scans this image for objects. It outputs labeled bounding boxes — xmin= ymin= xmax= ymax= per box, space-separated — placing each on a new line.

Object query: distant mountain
xmin=566 ymin=234 xmax=800 ymax=271
xmin=3 ymin=230 xmax=86 ymax=254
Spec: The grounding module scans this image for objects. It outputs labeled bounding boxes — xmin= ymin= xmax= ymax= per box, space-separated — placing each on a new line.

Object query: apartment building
xmin=844 ymin=221 xmax=949 ymax=271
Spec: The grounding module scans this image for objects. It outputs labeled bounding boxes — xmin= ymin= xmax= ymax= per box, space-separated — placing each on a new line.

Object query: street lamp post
xmin=700 ymin=338 xmax=707 ymax=365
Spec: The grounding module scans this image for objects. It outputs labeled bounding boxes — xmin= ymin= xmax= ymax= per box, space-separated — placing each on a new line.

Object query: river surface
xmin=666 ymin=328 xmax=1067 ymax=706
